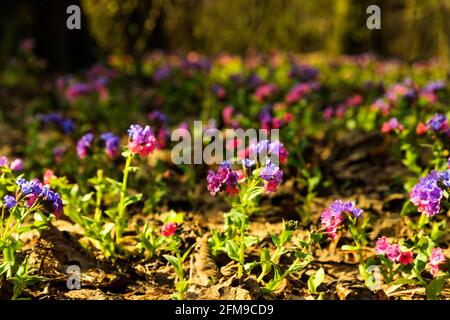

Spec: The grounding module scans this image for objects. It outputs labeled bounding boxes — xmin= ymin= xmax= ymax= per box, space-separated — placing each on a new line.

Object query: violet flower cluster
xmin=76 ymin=132 xmax=121 ymax=159
xmin=426 ymin=113 xmax=449 ymax=134
xmin=320 ymin=200 xmax=363 ymax=240
xmin=15 ymin=177 xmax=64 ymax=219
xmin=206 ymin=161 xmax=241 ymax=196
xmin=127 ymin=124 xmax=157 ymax=157
xmin=409 ymin=170 xmax=450 ymax=217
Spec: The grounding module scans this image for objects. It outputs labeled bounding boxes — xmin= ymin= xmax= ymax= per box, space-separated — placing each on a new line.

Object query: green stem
xmin=94 ymin=170 xmax=104 ymax=224
xmin=413 ymin=267 xmax=427 ymax=286
xmin=117 ymin=154 xmax=132 ymax=239
xmin=237 ymin=206 xmax=247 ymax=278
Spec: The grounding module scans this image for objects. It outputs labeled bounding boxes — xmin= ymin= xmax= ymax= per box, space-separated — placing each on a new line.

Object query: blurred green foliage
xmin=81 ymin=0 xmax=450 ymax=64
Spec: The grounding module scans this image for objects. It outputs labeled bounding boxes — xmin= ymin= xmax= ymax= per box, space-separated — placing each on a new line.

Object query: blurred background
xmin=0 ymin=0 xmax=449 ymax=73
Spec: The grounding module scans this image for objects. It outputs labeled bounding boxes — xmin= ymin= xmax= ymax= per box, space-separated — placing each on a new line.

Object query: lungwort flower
xmin=127 ymin=124 xmax=156 ymax=157
xmin=101 ymin=132 xmax=120 ymax=158
xmin=76 ymin=133 xmax=94 ymax=159
xmin=410 ymin=171 xmax=443 ymax=217
xmin=320 ymin=200 xmax=363 ymax=240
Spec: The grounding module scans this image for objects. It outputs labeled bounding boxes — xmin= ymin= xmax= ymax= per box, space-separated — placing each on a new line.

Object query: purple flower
xmin=259 ymin=160 xmax=283 ymax=193
xmin=268 ymin=141 xmax=288 ymax=164
xmin=207 ymin=161 xmax=239 ymax=196
xmin=127 ymin=124 xmax=156 ymax=157
xmin=76 ymin=133 xmax=94 ymax=159
xmin=0 ymin=156 xmax=8 ymax=167
xmin=320 ymin=200 xmax=363 ymax=239
xmin=62 ymin=119 xmax=75 ymax=134
xmin=410 ymin=172 xmax=443 ymax=217
xmin=427 ymin=113 xmax=448 ymax=132
xmin=3 ymin=195 xmax=16 ymax=208
xmin=101 ymin=132 xmax=120 ymax=158
xmin=148 ymin=110 xmax=169 ymax=124
xmin=242 ymin=159 xmax=255 ymax=168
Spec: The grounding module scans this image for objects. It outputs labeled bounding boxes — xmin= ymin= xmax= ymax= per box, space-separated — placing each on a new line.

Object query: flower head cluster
xmin=37 ymin=112 xmax=75 ymax=135
xmin=127 ymin=124 xmax=156 ymax=157
xmin=207 ymin=161 xmax=241 ymax=196
xmin=0 ymin=156 xmax=24 ymax=171
xmin=16 ymin=178 xmax=63 ymax=219
xmin=3 ymin=195 xmax=17 ymax=208
xmin=76 ymin=133 xmax=94 ymax=159
xmin=254 ymin=84 xmax=277 ymax=102
xmin=248 ymin=140 xmax=288 ymax=164
xmin=320 ymin=200 xmax=363 ymax=240
xmin=375 ymin=236 xmax=414 ymax=265
xmin=429 ymin=247 xmax=446 ymax=277
xmin=285 ymin=83 xmax=313 ymax=104
xmin=381 ymin=117 xmax=404 ymax=134
xmin=410 ymin=170 xmax=445 ymax=217
xmin=426 ymin=113 xmax=449 ymax=133
xmin=161 ymin=222 xmax=178 ymax=237
xmin=258 ymin=160 xmax=283 ymax=192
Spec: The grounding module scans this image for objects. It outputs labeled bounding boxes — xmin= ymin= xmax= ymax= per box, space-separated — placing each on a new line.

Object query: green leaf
xmin=164 ymin=210 xmax=184 ymax=224
xmin=225 ymin=240 xmax=240 ymax=261
xmin=124 ymin=193 xmax=143 ymax=207
xmin=308 ymin=268 xmax=325 ymax=293
xmin=163 ymin=254 xmax=183 ymax=278
xmin=81 ymin=193 xmax=94 ymax=202
xmin=243 ymin=235 xmax=259 ymax=248
xmin=426 ymin=276 xmax=449 ymax=300
xmin=341 ymin=245 xmax=358 ymax=251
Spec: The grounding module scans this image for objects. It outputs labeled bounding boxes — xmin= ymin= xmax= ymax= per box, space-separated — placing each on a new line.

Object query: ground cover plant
xmin=1 ymin=35 xmax=450 ymax=300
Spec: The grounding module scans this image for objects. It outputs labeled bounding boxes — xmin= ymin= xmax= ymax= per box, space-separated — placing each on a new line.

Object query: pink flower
xmin=10 ymin=159 xmax=24 ymax=171
xmin=43 ymin=169 xmax=57 ymax=185
xmin=323 ymin=106 xmax=334 ymax=121
xmin=399 ymin=251 xmax=414 ymax=265
xmin=161 ymin=222 xmax=178 ymax=237
xmin=375 ymin=236 xmax=390 ymax=255
xmin=222 ymin=106 xmax=234 ymax=126
xmin=386 ymin=244 xmax=401 ymax=262
xmin=381 ymin=118 xmax=404 ymax=134
xmin=127 ymin=124 xmax=156 ymax=157
xmin=429 ymin=247 xmax=446 ymax=277
xmin=416 ymin=122 xmax=427 ymax=136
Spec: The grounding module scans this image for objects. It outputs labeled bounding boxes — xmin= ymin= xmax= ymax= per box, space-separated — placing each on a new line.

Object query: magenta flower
xmin=207 ymin=161 xmax=239 ymax=196
xmin=0 ymin=156 xmax=8 ymax=167
xmin=375 ymin=236 xmax=390 ymax=255
xmin=381 ymin=118 xmax=404 ymax=134
xmin=161 ymin=222 xmax=178 ymax=237
xmin=285 ymin=83 xmax=311 ymax=104
xmin=259 ymin=160 xmax=283 ymax=193
xmin=255 ymin=84 xmax=277 ymax=102
xmin=101 ymin=132 xmax=120 ymax=158
xmin=320 ymin=200 xmax=363 ymax=240
xmin=323 ymin=106 xmax=334 ymax=121
xmin=127 ymin=124 xmax=156 ymax=157
xmin=76 ymin=133 xmax=94 ymax=159
xmin=399 ymin=251 xmax=414 ymax=265
xmin=10 ymin=159 xmax=23 ymax=171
